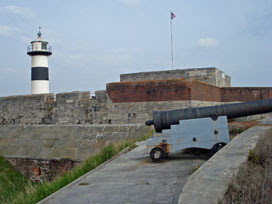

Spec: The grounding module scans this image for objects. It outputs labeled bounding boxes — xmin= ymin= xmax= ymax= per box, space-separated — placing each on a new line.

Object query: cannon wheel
xmin=212 ymin=142 xmax=226 ymax=154
xmin=150 ymin=147 xmax=166 ymax=162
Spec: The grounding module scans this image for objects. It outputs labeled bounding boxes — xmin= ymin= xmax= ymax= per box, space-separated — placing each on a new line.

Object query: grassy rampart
xmin=220 ymin=129 xmax=272 ymax=204
xmin=1 ymin=130 xmax=153 ymax=204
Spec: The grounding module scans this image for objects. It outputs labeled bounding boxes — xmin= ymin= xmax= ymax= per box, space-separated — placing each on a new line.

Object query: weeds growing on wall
xmin=220 ymin=130 xmax=272 ymax=204
xmin=2 ymin=129 xmax=153 ymax=204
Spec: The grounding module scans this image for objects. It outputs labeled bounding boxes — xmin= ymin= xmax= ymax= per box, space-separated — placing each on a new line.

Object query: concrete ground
xmin=40 ymin=141 xmax=208 ymax=204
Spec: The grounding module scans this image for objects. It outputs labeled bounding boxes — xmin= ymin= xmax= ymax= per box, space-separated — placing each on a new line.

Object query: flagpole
xmin=170 ymin=11 xmax=174 ymax=70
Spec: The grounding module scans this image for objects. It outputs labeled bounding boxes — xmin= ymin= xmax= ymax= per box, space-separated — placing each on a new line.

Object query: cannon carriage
xmin=145 ymin=99 xmax=272 ymax=162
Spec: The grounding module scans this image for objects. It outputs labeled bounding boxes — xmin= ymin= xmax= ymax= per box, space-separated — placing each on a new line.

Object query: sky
xmin=0 ymin=0 xmax=272 ymax=97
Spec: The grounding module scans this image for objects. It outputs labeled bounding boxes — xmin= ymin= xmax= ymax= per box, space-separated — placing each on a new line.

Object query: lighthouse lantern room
xmin=27 ymin=28 xmax=52 ymax=94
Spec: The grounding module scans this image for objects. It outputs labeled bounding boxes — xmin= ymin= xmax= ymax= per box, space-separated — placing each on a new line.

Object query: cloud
xmin=0 ymin=25 xmax=19 ymax=37
xmin=197 ymin=37 xmax=219 ymax=48
xmin=119 ymin=0 xmax=142 ymax=6
xmin=0 ymin=5 xmax=34 ymax=19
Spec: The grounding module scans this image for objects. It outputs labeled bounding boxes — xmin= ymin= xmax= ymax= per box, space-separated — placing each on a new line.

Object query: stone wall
xmin=120 ymin=67 xmax=231 ymax=87
xmin=0 ymin=124 xmax=152 ymax=161
xmin=0 ymin=91 xmax=110 ymax=126
xmin=0 ymin=94 xmax=54 ymax=125
xmin=53 ymin=91 xmax=91 ymax=124
xmin=106 ymin=100 xmax=222 ymax=124
xmin=1 ymin=87 xmax=272 ymax=126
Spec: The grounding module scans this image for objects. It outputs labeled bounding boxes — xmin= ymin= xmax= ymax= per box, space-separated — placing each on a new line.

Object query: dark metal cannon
xmin=145 ymin=99 xmax=272 ymax=162
xmin=146 ymin=98 xmax=272 ymax=133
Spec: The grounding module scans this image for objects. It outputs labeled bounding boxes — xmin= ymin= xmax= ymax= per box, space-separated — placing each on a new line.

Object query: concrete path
xmin=40 ymin=141 xmax=208 ymax=204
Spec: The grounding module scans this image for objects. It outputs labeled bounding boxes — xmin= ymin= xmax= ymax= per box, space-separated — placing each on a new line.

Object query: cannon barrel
xmin=145 ymin=99 xmax=272 ymax=133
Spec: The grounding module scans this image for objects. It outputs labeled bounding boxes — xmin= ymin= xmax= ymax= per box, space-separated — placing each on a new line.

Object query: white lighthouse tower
xmin=27 ymin=28 xmax=52 ymax=94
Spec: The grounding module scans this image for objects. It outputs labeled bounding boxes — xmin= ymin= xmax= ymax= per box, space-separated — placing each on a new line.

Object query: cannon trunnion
xmin=145 ymin=99 xmax=272 ymax=162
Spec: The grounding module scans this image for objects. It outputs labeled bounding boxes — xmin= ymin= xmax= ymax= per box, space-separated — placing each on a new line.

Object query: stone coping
xmin=178 ymin=118 xmax=272 ymax=204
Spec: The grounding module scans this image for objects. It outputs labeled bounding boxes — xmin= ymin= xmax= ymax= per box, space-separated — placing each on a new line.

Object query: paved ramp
xmin=40 ymin=141 xmax=208 ymax=204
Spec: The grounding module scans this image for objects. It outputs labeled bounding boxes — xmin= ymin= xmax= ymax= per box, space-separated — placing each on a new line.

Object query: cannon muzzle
xmin=145 ymin=120 xmax=154 ymax=126
xmin=147 ymin=99 xmax=272 ymax=133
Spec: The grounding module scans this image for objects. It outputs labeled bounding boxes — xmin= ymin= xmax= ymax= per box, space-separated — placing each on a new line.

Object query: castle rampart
xmin=1 ymin=67 xmax=272 ymax=126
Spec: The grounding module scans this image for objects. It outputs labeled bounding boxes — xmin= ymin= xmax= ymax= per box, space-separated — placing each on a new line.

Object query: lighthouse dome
xmin=27 ymin=29 xmax=52 ymax=56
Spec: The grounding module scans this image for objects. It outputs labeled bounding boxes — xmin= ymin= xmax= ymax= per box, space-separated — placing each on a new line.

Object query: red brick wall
xmin=106 ymin=79 xmax=272 ymax=103
xmin=6 ymin=157 xmax=80 ymax=182
xmin=106 ymin=79 xmax=193 ymax=103
xmin=191 ymin=81 xmax=221 ymax=102
xmin=221 ymin=88 xmax=272 ymax=102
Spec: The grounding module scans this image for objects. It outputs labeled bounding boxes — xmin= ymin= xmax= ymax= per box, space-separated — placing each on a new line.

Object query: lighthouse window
xmin=41 ymin=42 xmax=47 ymax=50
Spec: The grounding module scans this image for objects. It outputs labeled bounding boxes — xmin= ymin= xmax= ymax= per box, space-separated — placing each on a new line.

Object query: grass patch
xmin=191 ymin=164 xmax=200 ymax=175
xmin=220 ymin=130 xmax=272 ymax=204
xmin=3 ymin=129 xmax=153 ymax=204
xmin=228 ymin=121 xmax=259 ymax=140
xmin=0 ymin=156 xmax=35 ymax=204
xmin=259 ymin=115 xmax=266 ymax=120
xmin=229 ymin=127 xmax=245 ymax=136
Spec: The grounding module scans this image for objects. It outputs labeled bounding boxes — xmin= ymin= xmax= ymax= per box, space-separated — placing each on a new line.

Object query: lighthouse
xmin=27 ymin=28 xmax=52 ymax=94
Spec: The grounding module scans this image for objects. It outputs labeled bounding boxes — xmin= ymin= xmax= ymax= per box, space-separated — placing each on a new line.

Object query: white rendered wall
xmin=31 ymin=80 xmax=49 ymax=94
xmin=32 ymin=42 xmax=48 ymax=51
xmin=32 ymin=42 xmax=42 ymax=51
xmin=32 ymin=55 xmax=48 ymax=67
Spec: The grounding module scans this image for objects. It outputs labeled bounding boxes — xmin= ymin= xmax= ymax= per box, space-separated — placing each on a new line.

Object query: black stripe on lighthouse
xmin=31 ymin=67 xmax=49 ymax=80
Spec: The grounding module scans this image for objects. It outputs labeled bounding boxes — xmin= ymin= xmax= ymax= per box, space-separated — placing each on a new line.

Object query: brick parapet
xmin=106 ymin=79 xmax=192 ymax=103
xmin=220 ymin=87 xmax=272 ymax=102
xmin=107 ymin=80 xmax=272 ymax=103
xmin=190 ymin=81 xmax=221 ymax=102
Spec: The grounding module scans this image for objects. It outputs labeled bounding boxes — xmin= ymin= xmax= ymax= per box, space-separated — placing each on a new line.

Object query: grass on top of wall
xmin=4 ymin=130 xmax=153 ymax=204
xmin=220 ymin=129 xmax=272 ymax=204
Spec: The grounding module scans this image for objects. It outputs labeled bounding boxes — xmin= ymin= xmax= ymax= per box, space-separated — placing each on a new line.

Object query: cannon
xmin=145 ymin=99 xmax=272 ymax=162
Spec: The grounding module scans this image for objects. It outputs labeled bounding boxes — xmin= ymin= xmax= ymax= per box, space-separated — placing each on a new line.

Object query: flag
xmin=171 ymin=11 xmax=176 ymax=20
